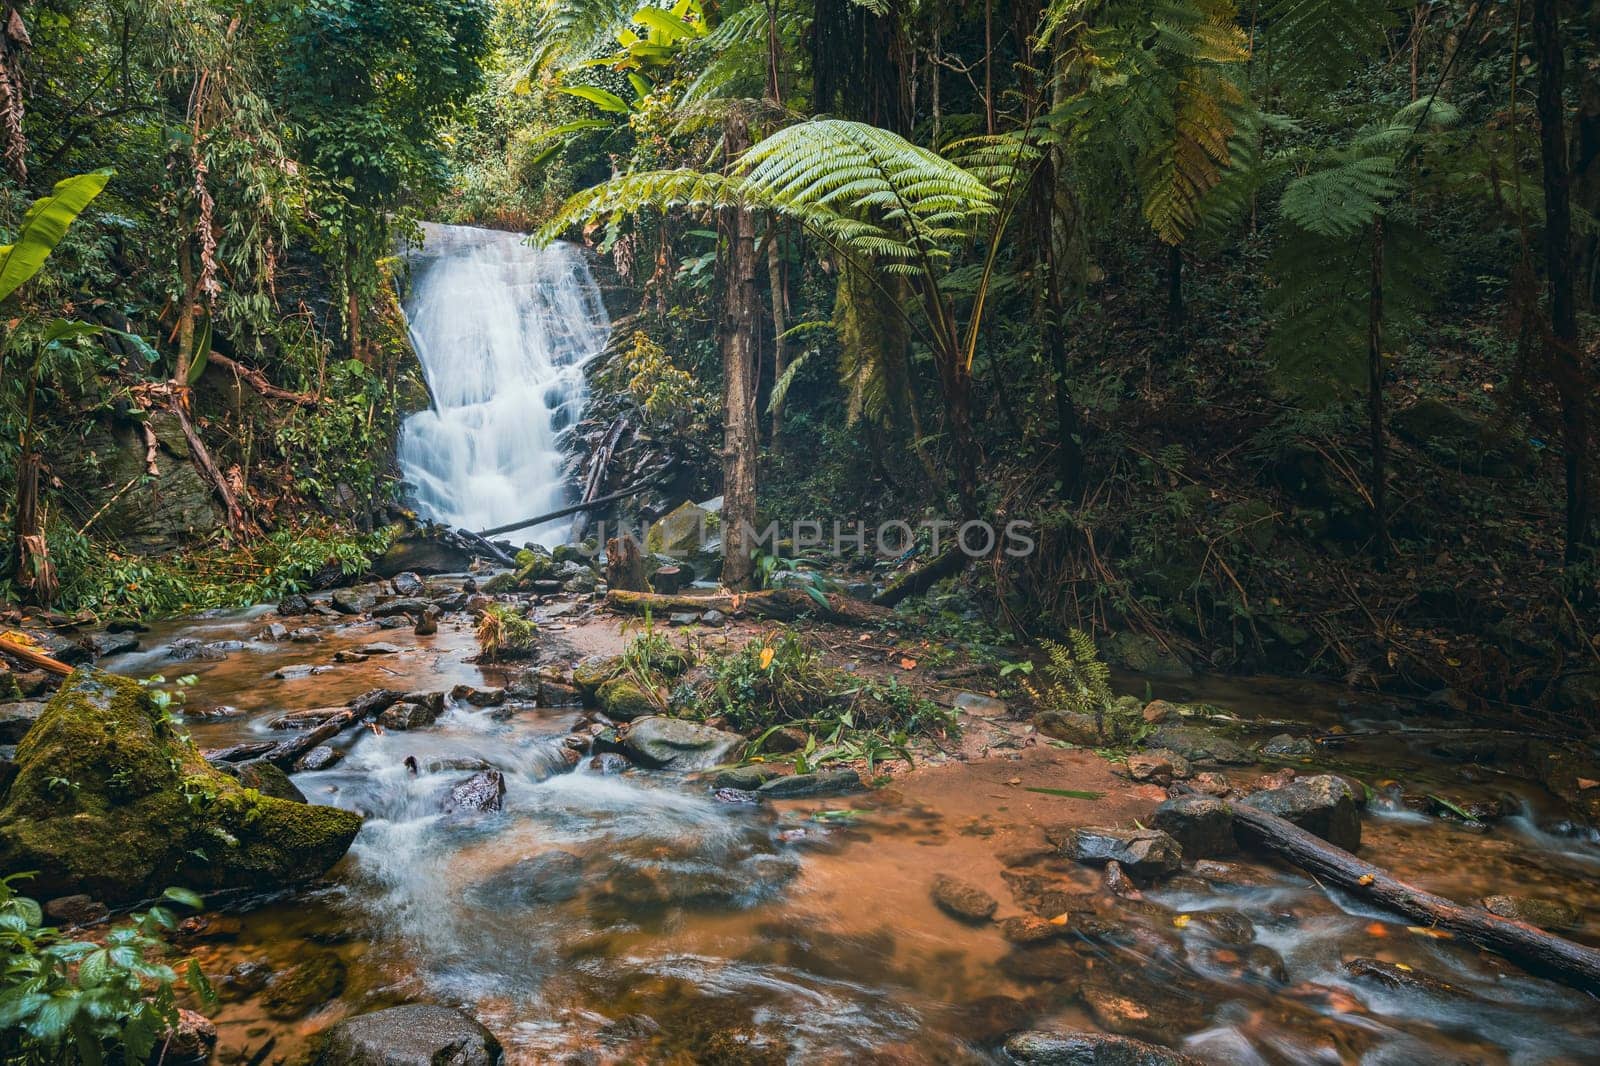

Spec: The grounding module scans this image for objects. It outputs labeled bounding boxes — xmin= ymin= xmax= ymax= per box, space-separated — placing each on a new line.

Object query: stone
xmin=43 ymin=894 xmax=108 ymax=927
xmin=1344 ymin=957 xmax=1472 ymax=999
xmin=537 ymin=680 xmax=583 ymax=707
xmin=451 ymin=684 xmax=506 ymax=707
xmin=1241 ymin=774 xmax=1361 ymax=851
xmin=262 ymin=953 xmax=346 ymax=1019
xmin=272 ymin=664 xmax=334 ymax=680
xmin=1260 ymin=733 xmax=1315 ymax=757
xmin=445 ymin=770 xmax=506 ymax=813
xmin=755 ymin=769 xmax=864 ymax=799
xmin=278 ymin=594 xmax=313 ymax=615
xmin=372 ymin=596 xmax=432 ymax=619
xmin=666 ymin=611 xmax=700 ymax=626
xmin=954 ymin=692 xmax=1009 ymax=718
xmin=1149 ymin=796 xmax=1236 ymax=860
xmin=86 ymin=631 xmax=139 ymax=658
xmin=999 ymin=943 xmax=1089 ymax=986
xmin=359 ymin=642 xmax=404 ymax=656
xmin=257 ymin=623 xmax=291 ymax=643
xmin=1101 ymin=633 xmax=1193 ymax=680
xmin=378 ymin=702 xmax=438 ymax=731
xmin=597 ymin=678 xmax=657 ymax=721
xmin=468 ymin=851 xmax=584 ymax=907
xmin=1480 ymin=894 xmax=1581 ymax=931
xmin=712 ymin=765 xmax=782 ymax=791
xmin=316 ymin=1004 xmax=502 ymax=1066
xmin=931 ymin=874 xmax=998 ymax=922
xmin=1124 ymin=749 xmax=1190 ymax=784
xmin=295 ymin=746 xmax=346 ymax=773
xmin=612 ymin=717 xmax=743 ymax=771
xmin=0 ymin=701 xmax=46 ymax=744
xmin=0 ymin=671 xmax=361 ymax=903
xmin=332 ymin=650 xmax=369 ymax=664
xmin=1004 ymin=1029 xmax=1203 ymax=1065
xmin=572 ymin=654 xmax=623 ymax=697
xmin=1145 ymin=725 xmax=1252 ymax=766
xmin=391 ymin=572 xmax=426 ymax=597
xmin=1190 ymin=772 xmax=1232 ymax=796
xmin=163 ymin=1008 xmax=218 ymax=1065
xmin=701 ymin=609 xmax=727 ymax=626
xmin=223 ymin=759 xmax=308 ymax=803
xmin=1392 ymin=398 xmax=1534 ymax=476
xmin=289 ymin=627 xmax=322 ymax=643
xmin=1036 ymin=710 xmax=1105 ymax=747
xmin=999 ymin=915 xmax=1063 ymax=945
xmin=646 ymin=501 xmax=713 ymax=557
xmin=1048 ymin=826 xmax=1183 ymax=879
xmin=330 ymin=586 xmax=384 ymax=615
xmin=1141 ymin=699 xmax=1180 ymax=724
xmin=589 ymin=752 xmax=631 ymax=774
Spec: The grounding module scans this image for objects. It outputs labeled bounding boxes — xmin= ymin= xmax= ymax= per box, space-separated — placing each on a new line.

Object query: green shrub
xmin=476 ymin=603 xmax=538 ymax=662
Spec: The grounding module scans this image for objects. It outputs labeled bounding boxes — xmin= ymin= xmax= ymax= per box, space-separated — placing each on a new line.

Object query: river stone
xmin=572 ymin=654 xmax=623 ymax=697
xmin=317 ymin=1004 xmax=503 ymax=1066
xmin=468 ymin=850 xmax=584 ymax=907
xmin=614 ymin=717 xmax=743 ymax=771
xmin=713 ymin=765 xmax=783 ymax=791
xmin=372 ymin=596 xmax=432 ymax=619
xmin=0 ymin=670 xmax=361 ymax=903
xmin=379 ymin=701 xmax=438 ymax=730
xmin=86 ymin=631 xmax=139 ymax=658
xmin=1125 ymin=749 xmax=1191 ymax=784
xmin=1344 ymin=957 xmax=1472 ymax=999
xmin=954 ymin=692 xmax=1009 ymax=718
xmin=222 ymin=758 xmax=308 ymax=803
xmin=1260 ymin=733 xmax=1315 ymax=757
xmin=294 ymin=746 xmax=344 ymax=772
xmin=1048 ymin=826 xmax=1182 ymax=879
xmin=538 ymin=680 xmax=583 ymax=707
xmin=1480 ymin=894 xmax=1581 ymax=931
xmin=445 ymin=770 xmax=506 ymax=813
xmin=1004 ymin=1029 xmax=1203 ymax=1065
xmin=1101 ymin=632 xmax=1193 ymax=680
xmin=0 ymin=701 xmax=46 ymax=743
xmin=278 ymin=593 xmax=313 ymax=616
xmin=931 ymin=874 xmax=998 ymax=922
xmin=1036 ymin=710 xmax=1105 ymax=747
xmin=451 ymin=684 xmax=506 ymax=707
xmin=1241 ymin=774 xmax=1361 ymax=850
xmin=262 ymin=952 xmax=346 ymax=1019
xmin=1149 ymin=796 xmax=1236 ymax=859
xmin=1000 ymin=915 xmax=1064 ymax=945
xmin=1145 ymin=725 xmax=1252 ymax=766
xmin=597 ymin=678 xmax=656 ymax=721
xmin=756 ymin=769 xmax=864 ymax=799
xmin=391 ymin=572 xmax=426 ymax=597
xmin=44 ymin=893 xmax=109 ymax=927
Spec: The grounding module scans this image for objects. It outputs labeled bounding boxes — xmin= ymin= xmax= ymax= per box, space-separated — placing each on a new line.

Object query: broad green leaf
xmin=161 ymin=886 xmax=204 ymax=909
xmin=627 ymin=73 xmax=652 ymax=102
xmin=41 ymin=318 xmax=102 ymax=347
xmin=1022 ymin=786 xmax=1104 ymax=800
xmin=0 ymin=170 xmax=113 ymax=302
xmin=184 ymin=313 xmax=213 ymax=387
xmin=557 ymin=85 xmax=632 ymax=115
xmin=633 ymin=8 xmax=702 ymax=42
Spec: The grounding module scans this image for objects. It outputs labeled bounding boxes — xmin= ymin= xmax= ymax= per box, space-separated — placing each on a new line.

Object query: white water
xmin=397 ymin=223 xmax=610 ymax=545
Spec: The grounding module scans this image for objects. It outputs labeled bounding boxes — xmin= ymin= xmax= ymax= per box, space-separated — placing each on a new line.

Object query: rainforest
xmin=0 ymin=0 xmax=1597 ymax=1063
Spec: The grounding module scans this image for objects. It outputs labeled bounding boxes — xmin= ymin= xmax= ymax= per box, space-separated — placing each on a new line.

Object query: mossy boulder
xmin=572 ymin=655 xmax=624 ymax=698
xmin=596 ymin=678 xmax=656 ymax=721
xmin=0 ymin=670 xmax=362 ymax=903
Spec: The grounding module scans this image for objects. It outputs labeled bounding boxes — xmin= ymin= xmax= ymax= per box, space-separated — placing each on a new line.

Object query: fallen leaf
xmin=1394 ymin=962 xmax=1412 ymax=972
xmin=1365 ymin=923 xmax=1389 ymax=938
xmin=1048 ymin=913 xmax=1069 ymax=926
xmin=759 ymin=647 xmax=775 ymax=670
xmin=1577 ymin=778 xmax=1599 ymax=791
xmin=1406 ymin=926 xmax=1454 ymax=940
xmin=899 ymin=657 xmax=918 ymax=670
xmin=1173 ymin=914 xmax=1191 ymax=928
xmin=1358 ymin=874 xmax=1375 ymax=886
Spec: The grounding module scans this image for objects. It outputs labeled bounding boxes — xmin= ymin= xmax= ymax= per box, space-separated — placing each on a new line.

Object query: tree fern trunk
xmin=766 ymin=227 xmax=788 ymax=453
xmin=721 ymin=112 xmax=761 ymax=589
xmin=1368 ymin=218 xmax=1389 ymax=571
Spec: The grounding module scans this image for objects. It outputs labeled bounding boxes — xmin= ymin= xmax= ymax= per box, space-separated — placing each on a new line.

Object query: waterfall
xmin=397 ymin=223 xmax=610 ymax=545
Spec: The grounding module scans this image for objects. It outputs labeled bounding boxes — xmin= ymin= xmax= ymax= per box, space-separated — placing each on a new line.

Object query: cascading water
xmin=397 ymin=223 xmax=610 ymax=545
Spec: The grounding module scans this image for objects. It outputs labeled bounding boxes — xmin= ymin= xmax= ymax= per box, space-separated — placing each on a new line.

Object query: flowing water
xmin=396 ymin=224 xmax=610 ymax=545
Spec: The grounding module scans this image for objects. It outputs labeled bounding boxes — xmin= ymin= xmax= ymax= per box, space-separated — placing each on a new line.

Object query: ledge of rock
xmin=316 ymin=1004 xmax=503 ymax=1066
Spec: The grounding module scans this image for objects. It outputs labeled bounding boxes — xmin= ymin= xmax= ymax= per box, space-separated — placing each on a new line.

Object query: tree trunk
xmin=935 ymin=348 xmax=982 ymax=521
xmin=177 ymin=236 xmax=196 ymax=384
xmin=1166 ymin=243 xmax=1184 ymax=338
xmin=0 ymin=2 xmax=28 ymax=181
xmin=1532 ymin=0 xmax=1593 ymax=563
xmin=605 ymin=535 xmax=648 ymax=592
xmin=766 ymin=227 xmax=789 ymax=452
xmin=720 ymin=112 xmax=761 ymax=589
xmin=1368 ymin=218 xmax=1389 ymax=569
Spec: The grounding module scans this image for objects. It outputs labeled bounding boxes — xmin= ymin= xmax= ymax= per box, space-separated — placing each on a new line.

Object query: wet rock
xmin=930 ymin=874 xmax=998 ymax=922
xmin=1480 ymin=894 xmax=1581 ymax=931
xmin=161 ymin=1007 xmax=217 ymax=1065
xmin=572 ymin=654 xmax=623 ymax=697
xmin=1149 ymin=796 xmax=1236 ymax=860
xmin=0 ymin=701 xmax=46 ymax=743
xmin=1124 ymin=749 xmax=1190 ymax=784
xmin=216 ymin=960 xmax=271 ymax=1001
xmin=278 ymin=594 xmax=313 ymax=616
xmin=1004 ymin=1029 xmax=1203 ymax=1065
xmin=445 ymin=770 xmax=506 ymax=813
xmin=1344 ymin=957 xmax=1472 ymax=999
xmin=261 ymin=952 xmax=346 ymax=1019
xmin=1101 ymin=632 xmax=1193 ymax=680
xmin=330 ymin=586 xmax=384 ymax=615
xmin=332 ymin=650 xmax=369 ymax=664
xmin=257 ymin=622 xmax=291 ymax=643
xmin=999 ymin=943 xmax=1088 ymax=986
xmin=534 ymin=681 xmax=581 ymax=707
xmin=174 ymin=913 xmax=240 ymax=942
xmin=270 ymin=707 xmax=344 ymax=730
xmin=0 ymin=671 xmax=361 ymax=903
xmin=1251 ymin=768 xmax=1296 ymax=791
xmin=612 ymin=716 xmax=743 ymax=771
xmin=372 ymin=596 xmax=432 ymax=619
xmin=400 ymin=691 xmax=446 ymax=716
xmin=166 ymin=638 xmax=224 ymax=663
xmin=469 ymin=850 xmax=584 ymax=907
xmin=1241 ymin=774 xmax=1361 ymax=850
xmin=1260 ymin=733 xmax=1315 ymax=757
xmin=17 ymin=629 xmax=91 ymax=666
xmin=1048 ymin=826 xmax=1182 ymax=879
xmin=1185 ymin=909 xmax=1254 ymax=945
xmin=1189 ymin=772 xmax=1232 ymax=797
xmin=1145 ymin=725 xmax=1252 ymax=765
xmin=999 ymin=914 xmax=1064 ymax=945
xmin=391 ymin=572 xmax=426 ymax=597
xmin=424 ymin=756 xmax=494 ymax=773
xmin=755 ymin=769 xmax=864 ymax=799
xmin=1141 ymin=699 xmax=1181 ymax=725
xmin=317 ymin=1003 xmax=502 ymax=1066
xmin=713 ymin=787 xmax=761 ymax=805
xmin=43 ymin=894 xmax=108 ymax=927
xmin=272 ymin=664 xmax=334 ymax=680
xmin=954 ymin=692 xmax=1008 ymax=718
xmin=221 ymin=758 xmax=308 ymax=803
xmin=701 ymin=609 xmax=727 ymax=626
xmin=377 ymin=701 xmax=438 ymax=730
xmin=294 ymin=746 xmax=344 ymax=773
xmin=289 ymin=627 xmax=322 ymax=643
xmin=1036 ymin=710 xmax=1105 ymax=747
xmin=451 ymin=684 xmax=506 ymax=707
xmin=713 ymin=765 xmax=782 ymax=791
xmin=358 ymin=642 xmax=404 ymax=656
xmin=86 ymin=631 xmax=139 ymax=658
xmin=589 ymin=752 xmax=632 ymax=774
xmin=597 ymin=677 xmax=656 ymax=721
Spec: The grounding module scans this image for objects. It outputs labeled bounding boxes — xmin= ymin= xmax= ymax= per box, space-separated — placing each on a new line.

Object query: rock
xmin=646 ymin=501 xmax=713 ymax=557
xmin=1241 ymin=774 xmax=1361 ymax=851
xmin=1141 ymin=699 xmax=1180 ymax=725
xmin=445 ymin=770 xmax=506 ymax=813
xmin=1149 ymin=797 xmax=1236 ymax=860
xmin=666 ymin=611 xmax=700 ymax=626
xmin=1344 ymin=957 xmax=1472 ymax=999
xmin=1190 ymin=772 xmax=1232 ymax=796
xmin=332 ymin=650 xmax=369 ymax=664
xmin=954 ymin=692 xmax=1009 ymax=718
xmin=1004 ymin=1029 xmax=1203 ymax=1065
xmin=1392 ymin=398 xmax=1534 ymax=476
xmin=1480 ymin=894 xmax=1581 ymax=931
xmin=262 ymin=952 xmax=346 ymax=1019
xmin=0 ymin=745 xmax=16 ymax=799
xmin=756 ymin=769 xmax=864 ymax=799
xmin=572 ymin=654 xmax=622 ymax=697
xmin=537 ymin=680 xmax=583 ymax=707
xmin=257 ymin=622 xmax=291 ymax=643
xmin=0 ymin=701 xmax=46 ymax=743
xmin=1145 ymin=725 xmax=1252 ymax=766
xmin=330 ymin=586 xmax=383 ymax=615
xmin=1260 ymin=733 xmax=1315 ymax=757
xmin=0 ymin=670 xmax=362 ymax=903
xmin=378 ymin=701 xmax=439 ymax=731
xmin=159 ymin=1007 xmax=217 ymax=1064
xmin=613 ymin=717 xmax=744 ymax=771
xmin=1036 ymin=710 xmax=1105 ymax=747
xmin=589 ymin=752 xmax=631 ymax=774
xmin=1187 ymin=909 xmax=1254 ymax=945
xmin=391 ymin=572 xmax=426 ymax=597
xmin=359 ymin=642 xmax=404 ymax=656
xmin=289 ymin=627 xmax=322 ymax=643
xmin=316 ymin=1004 xmax=502 ymax=1066
xmin=931 ymin=874 xmax=998 ymax=922
xmin=372 ymin=596 xmax=432 ymax=619
xmin=216 ymin=960 xmax=271 ymax=1001
xmin=272 ymin=664 xmax=334 ymax=680
xmin=1101 ymin=633 xmax=1193 ymax=680
xmin=18 ymin=629 xmax=92 ymax=666
xmin=43 ymin=894 xmax=108 ymax=927
xmin=468 ymin=851 xmax=584 ymax=907
xmin=294 ymin=746 xmax=344 ymax=772
xmin=597 ymin=678 xmax=656 ymax=721
xmin=1048 ymin=826 xmax=1182 ymax=879
xmin=85 ymin=631 xmax=139 ymax=658
xmin=701 ymin=609 xmax=726 ymax=626
xmin=651 ymin=567 xmax=691 ymax=595
xmin=1124 ymin=749 xmax=1190 ymax=784
xmin=222 ymin=759 xmax=308 ymax=803
xmin=278 ymin=594 xmax=313 ymax=615
xmin=713 ymin=787 xmax=761 ymax=805
xmin=713 ymin=765 xmax=783 ymax=791
xmin=999 ymin=943 xmax=1089 ymax=985
xmin=451 ymin=684 xmax=506 ymax=707
xmin=999 ymin=915 xmax=1063 ymax=945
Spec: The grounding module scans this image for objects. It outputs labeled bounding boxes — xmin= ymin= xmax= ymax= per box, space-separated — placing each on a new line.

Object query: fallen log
xmin=1228 ymin=796 xmax=1600 ymax=994
xmin=475 ymin=477 xmax=661 ymax=540
xmin=262 ymin=689 xmax=404 ymax=770
xmin=208 ymin=352 xmax=318 ymax=407
xmin=606 ymin=588 xmax=892 ymax=627
xmin=873 ymin=546 xmax=968 ymax=608
xmin=0 ymin=635 xmax=73 ymax=676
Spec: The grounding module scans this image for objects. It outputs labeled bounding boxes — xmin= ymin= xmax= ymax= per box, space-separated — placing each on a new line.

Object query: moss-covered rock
xmin=0 ymin=670 xmax=362 ymax=903
xmin=572 ymin=654 xmax=623 ymax=698
xmin=596 ymin=678 xmax=656 ymax=720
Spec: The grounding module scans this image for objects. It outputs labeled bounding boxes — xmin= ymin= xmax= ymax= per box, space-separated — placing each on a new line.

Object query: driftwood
xmin=0 ymin=634 xmax=72 ymax=676
xmin=208 ymin=352 xmax=318 ymax=407
xmin=606 ymin=536 xmax=648 ymax=592
xmin=874 ymin=546 xmax=969 ymax=608
xmin=606 ymin=588 xmax=892 ymax=626
xmin=452 ymin=526 xmax=514 ymax=568
xmin=475 ymin=478 xmax=660 ymax=540
xmin=261 ymin=688 xmax=403 ymax=771
xmin=1229 ymin=797 xmax=1600 ymax=993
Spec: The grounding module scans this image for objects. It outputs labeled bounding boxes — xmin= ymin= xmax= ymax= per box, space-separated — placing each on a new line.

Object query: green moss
xmin=597 ymin=678 xmax=658 ymax=721
xmin=572 ymin=654 xmax=624 ymax=697
xmin=0 ymin=670 xmax=361 ymax=903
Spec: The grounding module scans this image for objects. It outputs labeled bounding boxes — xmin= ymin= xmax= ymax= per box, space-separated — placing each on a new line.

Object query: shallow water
xmin=100 ymin=609 xmax=1600 ymax=1064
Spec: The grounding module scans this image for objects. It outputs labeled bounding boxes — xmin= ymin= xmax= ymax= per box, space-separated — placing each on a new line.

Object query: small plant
xmin=620 ymin=609 xmax=693 ymax=681
xmin=1029 ymin=629 xmax=1114 ymax=736
xmin=0 ymin=875 xmax=213 ymax=1064
xmin=476 ymin=603 xmax=538 ymax=662
xmin=706 ymin=630 xmax=833 ymax=732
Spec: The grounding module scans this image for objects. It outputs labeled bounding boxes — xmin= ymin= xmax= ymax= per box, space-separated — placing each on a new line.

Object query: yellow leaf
xmin=1406 ymin=926 xmax=1454 ymax=940
xmin=1365 ymin=923 xmax=1389 ymax=937
xmin=1172 ymin=914 xmax=1191 ymax=928
xmin=1394 ymin=962 xmax=1412 ymax=971
xmin=759 ymin=647 xmax=775 ymax=670
xmin=1048 ymin=913 xmax=1069 ymax=926
xmin=899 ymin=657 xmax=918 ymax=670
xmin=1358 ymin=874 xmax=1375 ymax=886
